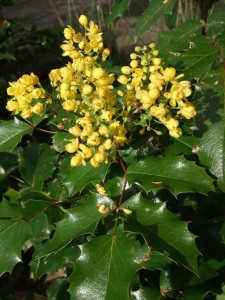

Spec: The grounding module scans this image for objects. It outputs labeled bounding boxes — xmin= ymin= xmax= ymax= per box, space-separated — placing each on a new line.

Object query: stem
xmin=116 ymin=151 xmax=128 ymax=209
xmin=35 ymin=127 xmax=57 ymax=134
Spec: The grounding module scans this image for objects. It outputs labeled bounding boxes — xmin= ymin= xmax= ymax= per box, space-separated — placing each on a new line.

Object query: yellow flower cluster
xmin=6 ymin=73 xmax=46 ymax=119
xmin=5 ymin=15 xmax=197 ymax=169
xmin=118 ymin=44 xmax=196 ymax=138
xmin=48 ymin=15 xmax=128 ymax=167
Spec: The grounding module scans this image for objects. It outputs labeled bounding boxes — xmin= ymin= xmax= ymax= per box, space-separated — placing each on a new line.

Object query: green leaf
xmin=31 ymin=246 xmax=79 ymax=279
xmin=0 ymin=219 xmax=33 ymax=275
xmin=68 ymin=234 xmax=150 ymax=300
xmin=135 ymin=0 xmax=176 ymax=36
xmin=144 ymin=251 xmax=171 ymax=271
xmin=181 ymin=36 xmax=219 ymax=78
xmin=198 ymin=121 xmax=225 ymax=191
xmin=0 ymin=117 xmax=33 ymax=152
xmin=52 ymin=131 xmax=73 ymax=152
xmin=0 ymin=53 xmax=16 ymax=61
xmin=0 ymin=199 xmax=22 ymax=218
xmin=107 ymin=0 xmax=132 ymax=24
xmin=127 ymin=155 xmax=214 ymax=195
xmin=122 ymin=193 xmax=200 ymax=273
xmin=59 ymin=157 xmax=109 ymax=196
xmin=158 ymin=20 xmax=202 ymax=56
xmin=36 ymin=193 xmax=111 ymax=257
xmin=18 ymin=143 xmax=58 ymax=191
xmin=131 ymin=287 xmax=162 ymax=299
xmin=28 ymin=214 xmax=51 ymax=240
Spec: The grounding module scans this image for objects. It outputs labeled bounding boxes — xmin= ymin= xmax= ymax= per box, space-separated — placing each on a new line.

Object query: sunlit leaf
xmin=59 ymin=157 xmax=109 ymax=196
xmin=68 ymin=234 xmax=150 ymax=300
xmin=107 ymin=0 xmax=132 ymax=23
xmin=127 ymin=155 xmax=214 ymax=195
xmin=0 ymin=117 xmax=33 ymax=152
xmin=122 ymin=193 xmax=199 ymax=273
xmin=135 ymin=0 xmax=176 ymax=36
xmin=198 ymin=121 xmax=225 ymax=191
xmin=36 ymin=193 xmax=111 ymax=257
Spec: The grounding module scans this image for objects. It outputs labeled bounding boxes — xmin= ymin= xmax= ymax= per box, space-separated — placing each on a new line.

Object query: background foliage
xmin=0 ymin=0 xmax=225 ymax=299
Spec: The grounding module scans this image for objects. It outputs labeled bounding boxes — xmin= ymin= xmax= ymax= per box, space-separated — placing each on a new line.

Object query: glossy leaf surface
xmin=0 ymin=118 xmax=33 ymax=152
xmin=68 ymin=234 xmax=150 ymax=300
xmin=122 ymin=193 xmax=199 ymax=273
xmin=127 ymin=155 xmax=214 ymax=195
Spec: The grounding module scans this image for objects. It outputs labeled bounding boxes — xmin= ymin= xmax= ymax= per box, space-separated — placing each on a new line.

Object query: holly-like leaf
xmin=0 ymin=219 xmax=33 ymax=275
xmin=107 ymin=0 xmax=132 ymax=24
xmin=198 ymin=121 xmax=225 ymax=191
xmin=36 ymin=193 xmax=111 ymax=257
xmin=59 ymin=157 xmax=109 ymax=196
xmin=135 ymin=0 xmax=176 ymax=36
xmin=52 ymin=131 xmax=73 ymax=152
xmin=122 ymin=193 xmax=200 ymax=274
xmin=18 ymin=143 xmax=58 ymax=191
xmin=68 ymin=234 xmax=150 ymax=300
xmin=158 ymin=20 xmax=202 ymax=55
xmin=0 ymin=117 xmax=33 ymax=152
xmin=127 ymin=155 xmax=214 ymax=195
xmin=181 ymin=36 xmax=219 ymax=78
xmin=31 ymin=246 xmax=80 ymax=279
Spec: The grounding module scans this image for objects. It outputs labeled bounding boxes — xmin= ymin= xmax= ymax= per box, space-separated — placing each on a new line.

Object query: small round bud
xmin=79 ymin=15 xmax=88 ymax=27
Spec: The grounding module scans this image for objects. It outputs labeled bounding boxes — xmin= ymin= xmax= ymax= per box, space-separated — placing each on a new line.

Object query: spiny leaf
xmin=0 ymin=117 xmax=33 ymax=152
xmin=158 ymin=20 xmax=202 ymax=55
xmin=127 ymin=155 xmax=214 ymax=195
xmin=68 ymin=234 xmax=150 ymax=300
xmin=0 ymin=219 xmax=33 ymax=275
xmin=181 ymin=36 xmax=219 ymax=78
xmin=122 ymin=193 xmax=200 ymax=274
xmin=198 ymin=121 xmax=225 ymax=192
xmin=107 ymin=0 xmax=132 ymax=24
xmin=18 ymin=143 xmax=58 ymax=191
xmin=135 ymin=0 xmax=176 ymax=36
xmin=36 ymin=193 xmax=111 ymax=257
xmin=31 ymin=246 xmax=80 ymax=279
xmin=59 ymin=157 xmax=109 ymax=196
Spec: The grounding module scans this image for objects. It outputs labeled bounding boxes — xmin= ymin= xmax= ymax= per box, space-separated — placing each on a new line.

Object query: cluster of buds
xmin=6 ymin=15 xmax=196 ymax=168
xmin=48 ymin=15 xmax=128 ymax=167
xmin=6 ymin=73 xmax=47 ymax=119
xmin=118 ymin=44 xmax=196 ymax=138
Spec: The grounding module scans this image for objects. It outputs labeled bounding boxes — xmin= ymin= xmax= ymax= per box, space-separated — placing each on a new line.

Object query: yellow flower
xmin=31 ymin=102 xmax=44 ymax=115
xmin=178 ymin=102 xmax=197 ymax=119
xmin=6 ymin=100 xmax=20 ymax=113
xmin=96 ymin=184 xmax=107 ymax=195
xmin=71 ymin=153 xmax=83 ymax=167
xmin=79 ymin=15 xmax=88 ymax=27
xmin=62 ymin=100 xmax=77 ymax=111
xmin=65 ymin=138 xmax=79 ymax=153
xmin=87 ymin=132 xmax=101 ymax=146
